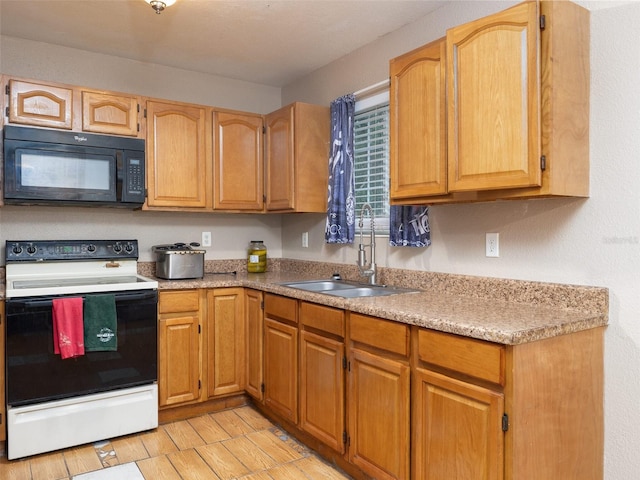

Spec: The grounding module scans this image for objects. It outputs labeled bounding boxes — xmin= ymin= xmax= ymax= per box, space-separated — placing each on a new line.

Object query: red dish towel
xmin=52 ymin=297 xmax=85 ymax=359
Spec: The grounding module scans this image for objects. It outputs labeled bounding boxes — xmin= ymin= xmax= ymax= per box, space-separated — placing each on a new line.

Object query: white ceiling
xmin=0 ymin=0 xmax=447 ymax=87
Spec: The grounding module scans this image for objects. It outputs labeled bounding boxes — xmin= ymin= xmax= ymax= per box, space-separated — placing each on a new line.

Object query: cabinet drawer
xmin=301 ymin=302 xmax=345 ymax=338
xmin=418 ymin=329 xmax=505 ymax=385
xmin=349 ymin=313 xmax=409 ymax=357
xmin=264 ymin=294 xmax=298 ymax=324
xmin=159 ymin=290 xmax=200 ymax=314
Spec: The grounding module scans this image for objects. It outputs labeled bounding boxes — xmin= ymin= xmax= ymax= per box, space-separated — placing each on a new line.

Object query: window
xmin=354 ymin=90 xmax=390 ymax=234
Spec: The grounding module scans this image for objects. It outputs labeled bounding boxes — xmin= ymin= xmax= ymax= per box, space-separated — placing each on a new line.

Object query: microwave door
xmin=6 ymin=146 xmax=117 ymax=204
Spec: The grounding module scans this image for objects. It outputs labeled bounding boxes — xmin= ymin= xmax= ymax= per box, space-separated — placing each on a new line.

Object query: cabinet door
xmin=158 ymin=314 xmax=200 ymax=407
xmin=0 ymin=301 xmax=5 ymax=442
xmin=82 ymin=91 xmax=139 ymax=136
xmin=390 ymin=38 xmax=447 ymax=200
xmin=348 ymin=347 xmax=410 ymax=480
xmin=264 ymin=317 xmax=298 ymax=423
xmin=265 ymin=105 xmax=295 ymax=211
xmin=300 ymin=330 xmax=345 ymax=453
xmin=207 ymin=289 xmax=245 ymax=398
xmin=447 ymin=1 xmax=541 ymax=192
xmin=245 ymin=289 xmax=264 ymax=401
xmin=214 ymin=111 xmax=264 ymax=210
xmin=414 ymin=368 xmax=504 ymax=480
xmin=146 ymin=100 xmax=211 ymax=208
xmin=7 ymin=79 xmax=73 ymax=129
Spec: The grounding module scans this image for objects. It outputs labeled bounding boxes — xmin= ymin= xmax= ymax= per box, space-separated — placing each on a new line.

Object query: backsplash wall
xmin=0 ymin=206 xmax=283 ymax=265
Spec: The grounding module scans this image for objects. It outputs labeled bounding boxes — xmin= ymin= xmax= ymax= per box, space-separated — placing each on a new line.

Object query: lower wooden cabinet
xmin=299 ymin=302 xmax=346 ymax=454
xmin=207 ymin=288 xmax=245 ymax=398
xmin=263 ymin=294 xmax=298 ymax=423
xmin=156 ymin=289 xmax=603 ymax=480
xmin=244 ymin=289 xmax=264 ymax=401
xmin=348 ymin=313 xmax=411 ymax=480
xmin=413 ymin=369 xmax=504 ymax=480
xmin=158 ymin=290 xmax=202 ymax=407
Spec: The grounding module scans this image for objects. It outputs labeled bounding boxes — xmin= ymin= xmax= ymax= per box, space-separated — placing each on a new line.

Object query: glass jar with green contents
xmin=247 ymin=240 xmax=267 ymax=273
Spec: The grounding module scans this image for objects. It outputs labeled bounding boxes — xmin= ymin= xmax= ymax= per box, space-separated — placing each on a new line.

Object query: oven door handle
xmin=10 ymin=290 xmax=157 ymax=308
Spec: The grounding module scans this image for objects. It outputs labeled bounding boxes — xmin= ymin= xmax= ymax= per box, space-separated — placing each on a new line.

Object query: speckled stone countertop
xmin=138 ymin=258 xmax=609 ymax=346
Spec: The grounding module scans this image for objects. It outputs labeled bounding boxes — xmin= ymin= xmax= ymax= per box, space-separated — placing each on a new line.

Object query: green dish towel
xmin=83 ymin=294 xmax=117 ymax=352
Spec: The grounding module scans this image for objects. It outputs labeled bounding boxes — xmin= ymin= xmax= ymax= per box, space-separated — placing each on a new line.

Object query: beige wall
xmin=0 ymin=35 xmax=282 ymax=113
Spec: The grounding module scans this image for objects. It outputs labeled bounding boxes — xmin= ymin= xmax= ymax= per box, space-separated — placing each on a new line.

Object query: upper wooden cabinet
xmin=448 ymin=1 xmax=541 ymax=193
xmin=81 ymin=91 xmax=139 ymax=136
xmin=265 ymin=102 xmax=330 ymax=212
xmin=5 ymin=78 xmax=73 ymax=129
xmin=145 ymin=99 xmax=212 ymax=210
xmin=214 ymin=110 xmax=264 ymax=211
xmin=390 ymin=38 xmax=447 ymax=200
xmin=390 ymin=0 xmax=590 ymax=204
xmin=3 ymin=77 xmax=141 ymax=135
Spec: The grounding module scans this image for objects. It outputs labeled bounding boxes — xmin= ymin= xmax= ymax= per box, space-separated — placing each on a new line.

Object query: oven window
xmin=19 ymin=149 xmax=112 ymax=190
xmin=5 ymin=289 xmax=158 ymax=407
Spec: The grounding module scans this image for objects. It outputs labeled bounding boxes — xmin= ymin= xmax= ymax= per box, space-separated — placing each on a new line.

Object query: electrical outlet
xmin=302 ymin=232 xmax=309 ymax=248
xmin=202 ymin=231 xmax=212 ymax=247
xmin=486 ymin=233 xmax=499 ymax=257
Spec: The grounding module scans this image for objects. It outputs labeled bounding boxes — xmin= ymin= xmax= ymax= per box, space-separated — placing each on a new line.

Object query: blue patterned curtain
xmin=325 ymin=94 xmax=356 ymax=244
xmin=389 ymin=205 xmax=431 ymax=247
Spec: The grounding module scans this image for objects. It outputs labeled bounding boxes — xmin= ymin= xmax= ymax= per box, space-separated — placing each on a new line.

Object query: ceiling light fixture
xmin=145 ymin=0 xmax=176 ymax=14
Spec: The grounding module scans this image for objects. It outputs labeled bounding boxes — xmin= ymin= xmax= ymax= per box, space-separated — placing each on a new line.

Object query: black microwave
xmin=3 ymin=125 xmax=146 ymax=208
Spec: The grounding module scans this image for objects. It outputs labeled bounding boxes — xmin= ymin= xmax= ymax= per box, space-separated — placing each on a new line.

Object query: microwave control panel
xmin=121 ymin=151 xmax=146 ymax=203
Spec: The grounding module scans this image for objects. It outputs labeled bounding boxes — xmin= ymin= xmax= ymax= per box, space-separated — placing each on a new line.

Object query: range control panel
xmin=5 ymin=240 xmax=139 ymax=262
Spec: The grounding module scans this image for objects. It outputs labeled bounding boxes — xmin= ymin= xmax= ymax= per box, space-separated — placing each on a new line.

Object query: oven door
xmin=6 ymin=289 xmax=158 ymax=407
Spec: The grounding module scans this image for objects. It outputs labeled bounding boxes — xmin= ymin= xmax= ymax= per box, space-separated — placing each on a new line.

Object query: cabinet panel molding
xmin=7 ymin=79 xmax=73 ymax=129
xmin=82 ymin=91 xmax=139 ymax=136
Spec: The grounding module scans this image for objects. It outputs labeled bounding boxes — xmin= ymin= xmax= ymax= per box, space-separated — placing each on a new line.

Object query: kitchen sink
xmin=280 ymin=279 xmax=420 ymax=298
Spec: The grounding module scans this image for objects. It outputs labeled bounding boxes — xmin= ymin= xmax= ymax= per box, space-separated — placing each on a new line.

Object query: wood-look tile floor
xmin=0 ymin=406 xmax=352 ymax=480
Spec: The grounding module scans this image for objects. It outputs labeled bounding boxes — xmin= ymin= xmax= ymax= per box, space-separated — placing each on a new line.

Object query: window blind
xmin=354 ymin=102 xmax=390 ymax=234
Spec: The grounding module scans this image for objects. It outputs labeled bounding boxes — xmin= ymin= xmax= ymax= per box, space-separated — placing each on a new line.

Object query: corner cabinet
xmin=265 ymin=102 xmax=330 ymax=212
xmin=390 ymin=0 xmax=590 ymax=204
xmin=145 ymin=100 xmax=212 ymax=210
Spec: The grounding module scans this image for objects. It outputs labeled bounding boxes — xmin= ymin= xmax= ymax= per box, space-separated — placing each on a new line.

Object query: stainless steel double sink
xmin=280 ymin=279 xmax=420 ymax=298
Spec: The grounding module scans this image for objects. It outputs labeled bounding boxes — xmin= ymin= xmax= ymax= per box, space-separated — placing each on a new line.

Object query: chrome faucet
xmin=356 ymin=203 xmax=377 ymax=285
